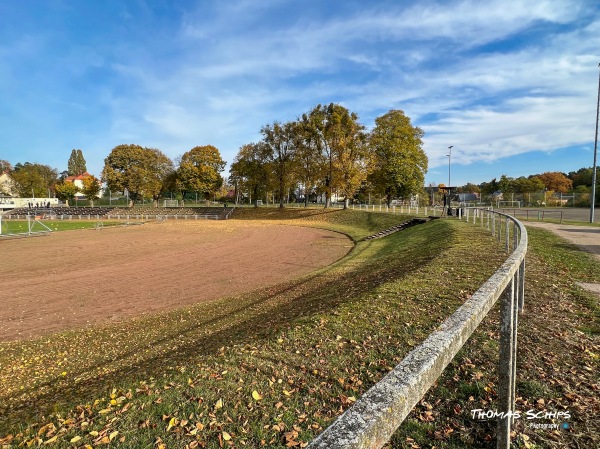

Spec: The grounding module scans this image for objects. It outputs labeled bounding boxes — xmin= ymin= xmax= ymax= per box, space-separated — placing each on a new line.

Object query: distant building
xmin=456 ymin=193 xmax=479 ymax=203
xmin=65 ymin=172 xmax=94 ymax=198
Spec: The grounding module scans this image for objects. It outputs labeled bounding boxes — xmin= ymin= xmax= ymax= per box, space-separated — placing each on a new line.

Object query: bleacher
xmin=3 ymin=206 xmax=235 ymax=220
xmin=107 ymin=207 xmax=235 ymax=220
xmin=3 ymin=206 xmax=116 ymax=219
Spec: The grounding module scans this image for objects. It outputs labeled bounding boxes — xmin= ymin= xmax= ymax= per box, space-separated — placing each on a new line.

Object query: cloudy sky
xmin=1 ymin=0 xmax=599 ymax=186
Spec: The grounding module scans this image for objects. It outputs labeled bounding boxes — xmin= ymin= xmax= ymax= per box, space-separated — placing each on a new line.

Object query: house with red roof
xmin=65 ymin=172 xmax=95 ymax=198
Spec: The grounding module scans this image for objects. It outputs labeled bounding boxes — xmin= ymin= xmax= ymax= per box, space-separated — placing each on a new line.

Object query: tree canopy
xmin=81 ymin=175 xmax=102 ymax=207
xmin=67 ymin=149 xmax=87 ymax=176
xmin=536 ymin=172 xmax=572 ymax=193
xmin=368 ymin=110 xmax=427 ymax=206
xmin=10 ymin=162 xmax=58 ymax=197
xmin=102 ymin=144 xmax=174 ymax=207
xmin=177 ymin=145 xmax=226 ymax=202
xmin=54 ymin=181 xmax=79 ymax=204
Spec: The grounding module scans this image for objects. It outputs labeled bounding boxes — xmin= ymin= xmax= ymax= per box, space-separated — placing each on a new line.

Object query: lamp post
xmin=591 ymin=62 xmax=600 ymax=223
xmin=447 ymin=146 xmax=453 ymax=188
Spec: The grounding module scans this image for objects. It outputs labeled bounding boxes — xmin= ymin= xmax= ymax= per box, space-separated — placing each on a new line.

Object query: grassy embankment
xmin=0 ymin=208 xmax=598 ymax=448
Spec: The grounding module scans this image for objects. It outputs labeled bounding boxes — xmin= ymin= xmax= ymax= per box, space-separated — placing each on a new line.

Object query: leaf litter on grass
xmin=0 ymin=211 xmax=534 ymax=448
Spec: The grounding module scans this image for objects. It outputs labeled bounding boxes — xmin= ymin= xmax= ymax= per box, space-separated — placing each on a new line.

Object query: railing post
xmin=497 ymin=275 xmax=517 ymax=449
xmin=518 ymin=259 xmax=525 ymax=312
xmin=505 ymin=219 xmax=510 ymax=253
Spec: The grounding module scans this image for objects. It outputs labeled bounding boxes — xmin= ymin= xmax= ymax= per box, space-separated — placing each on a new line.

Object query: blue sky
xmin=1 ymin=0 xmax=599 ymax=187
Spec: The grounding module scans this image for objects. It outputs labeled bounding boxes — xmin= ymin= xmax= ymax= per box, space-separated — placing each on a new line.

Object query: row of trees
xmin=450 ymin=169 xmax=600 ymax=207
xmin=230 ymin=104 xmax=427 ymax=208
xmin=101 ymin=144 xmax=225 ymax=207
xmin=0 ymin=150 xmax=101 ymax=205
xmin=455 ymin=170 xmax=598 ymax=196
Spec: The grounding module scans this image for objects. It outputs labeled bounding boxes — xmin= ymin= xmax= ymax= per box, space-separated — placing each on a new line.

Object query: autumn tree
xmin=230 ymin=143 xmax=272 ymax=206
xmin=54 ymin=181 xmax=79 ymax=205
xmin=0 ymin=160 xmax=12 ymax=173
xmin=294 ymin=116 xmax=325 ymax=207
xmin=11 ymin=162 xmax=58 ymax=197
xmin=178 ymin=145 xmax=226 ymax=204
xmin=261 ymin=121 xmax=297 ymax=208
xmin=81 ymin=175 xmax=102 ymax=207
xmin=306 ymin=103 xmax=368 ymax=208
xmin=536 ymin=172 xmax=572 ymax=193
xmin=67 ymin=149 xmax=87 ymax=176
xmin=517 ymin=176 xmax=545 ymax=193
xmin=368 ymin=110 xmax=427 ymax=207
xmin=102 ymin=144 xmax=174 ymax=207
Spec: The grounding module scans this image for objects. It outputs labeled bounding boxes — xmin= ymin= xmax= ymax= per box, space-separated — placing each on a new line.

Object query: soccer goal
xmin=497 ymin=200 xmax=522 ymax=208
xmin=163 ymin=199 xmax=179 ymax=207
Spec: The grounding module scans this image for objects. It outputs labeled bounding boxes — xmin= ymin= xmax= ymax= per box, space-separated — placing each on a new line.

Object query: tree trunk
xmin=343 ymin=197 xmax=349 ymax=209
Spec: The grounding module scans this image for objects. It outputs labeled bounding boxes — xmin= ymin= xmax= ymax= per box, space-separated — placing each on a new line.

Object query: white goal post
xmin=163 ymin=199 xmax=179 ymax=207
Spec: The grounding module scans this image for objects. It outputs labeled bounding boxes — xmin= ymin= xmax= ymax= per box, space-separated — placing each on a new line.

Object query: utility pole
xmin=591 ymin=63 xmax=599 ymax=223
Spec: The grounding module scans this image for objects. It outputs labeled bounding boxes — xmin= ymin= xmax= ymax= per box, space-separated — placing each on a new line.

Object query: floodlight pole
xmin=447 ymin=146 xmax=453 ymax=188
xmin=591 ymin=62 xmax=600 ymax=223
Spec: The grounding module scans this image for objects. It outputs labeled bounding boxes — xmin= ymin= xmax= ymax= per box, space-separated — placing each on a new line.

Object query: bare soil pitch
xmin=0 ymin=221 xmax=352 ymax=341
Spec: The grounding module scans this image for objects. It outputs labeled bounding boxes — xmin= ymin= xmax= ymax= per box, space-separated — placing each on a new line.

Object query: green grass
xmin=0 ymin=219 xmax=122 ymax=234
xmin=387 ymin=226 xmax=600 ymax=448
xmin=0 ymin=211 xmax=507 ymax=448
xmin=3 ymin=210 xmax=596 ymax=448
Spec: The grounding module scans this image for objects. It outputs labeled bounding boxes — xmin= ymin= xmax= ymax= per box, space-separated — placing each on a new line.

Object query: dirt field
xmin=0 ymin=221 xmax=352 ymax=341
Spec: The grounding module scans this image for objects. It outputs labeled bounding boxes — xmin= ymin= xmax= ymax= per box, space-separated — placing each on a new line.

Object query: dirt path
xmin=0 ymin=221 xmax=352 ymax=341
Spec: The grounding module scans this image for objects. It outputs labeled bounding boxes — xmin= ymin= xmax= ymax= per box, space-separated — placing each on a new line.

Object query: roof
xmin=65 ymin=172 xmax=93 ymax=182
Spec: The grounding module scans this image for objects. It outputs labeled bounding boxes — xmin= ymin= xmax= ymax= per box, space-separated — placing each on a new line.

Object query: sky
xmin=1 ymin=0 xmax=599 ymax=187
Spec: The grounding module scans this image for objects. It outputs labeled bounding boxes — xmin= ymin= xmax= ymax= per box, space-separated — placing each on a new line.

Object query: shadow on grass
xmin=1 ymin=220 xmax=454 ymax=428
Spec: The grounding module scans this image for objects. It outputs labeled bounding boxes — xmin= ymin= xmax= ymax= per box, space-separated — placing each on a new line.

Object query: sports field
xmin=0 ymin=209 xmax=598 ymax=448
xmin=0 ymin=220 xmax=351 ymax=341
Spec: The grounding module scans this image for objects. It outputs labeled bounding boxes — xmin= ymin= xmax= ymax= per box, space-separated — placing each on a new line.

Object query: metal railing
xmin=308 ymin=208 xmax=527 ymax=449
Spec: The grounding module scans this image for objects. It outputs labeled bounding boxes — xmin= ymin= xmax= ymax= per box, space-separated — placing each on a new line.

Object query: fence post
xmin=505 ymin=219 xmax=510 ymax=253
xmin=497 ymin=275 xmax=517 ymax=448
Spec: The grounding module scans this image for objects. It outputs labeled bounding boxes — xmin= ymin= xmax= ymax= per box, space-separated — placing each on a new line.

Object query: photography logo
xmin=470 ymin=408 xmax=571 ymax=431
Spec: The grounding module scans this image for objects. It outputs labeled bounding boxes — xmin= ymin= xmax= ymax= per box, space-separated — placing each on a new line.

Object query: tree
xmin=261 ymin=121 xmax=297 ymax=208
xmin=177 ymin=145 xmax=226 ymax=203
xmin=230 ymin=143 xmax=272 ymax=206
xmin=456 ymin=183 xmax=481 ymax=194
xmin=0 ymin=160 xmax=12 ymax=173
xmin=102 ymin=144 xmax=174 ymax=207
xmin=568 ymin=167 xmax=599 ymax=189
xmin=480 ymin=178 xmax=499 ymax=197
xmin=54 ymin=181 xmax=79 ymax=205
xmin=67 ymin=149 xmax=87 ymax=176
xmin=81 ymin=175 xmax=101 ymax=207
xmin=368 ymin=110 xmax=427 ymax=207
xmin=498 ymin=175 xmax=515 ymax=195
xmin=10 ymin=163 xmax=58 ymax=197
xmin=516 ymin=176 xmax=545 ymax=193
xmin=294 ymin=117 xmax=325 ymax=207
xmin=306 ymin=103 xmax=368 ymax=208
xmin=536 ymin=172 xmax=572 ymax=193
